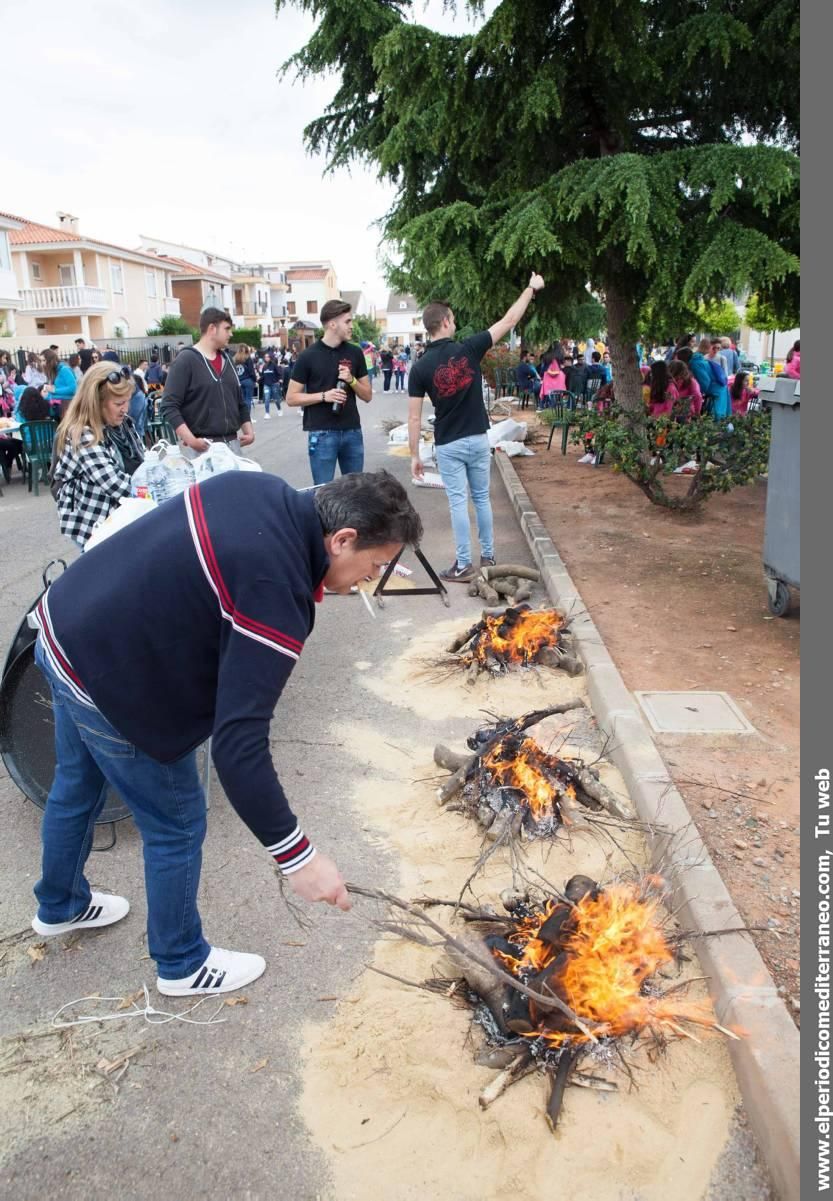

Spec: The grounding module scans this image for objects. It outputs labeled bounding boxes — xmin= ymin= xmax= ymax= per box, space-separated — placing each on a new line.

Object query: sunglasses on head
xmin=101 ymin=370 xmax=129 ymax=386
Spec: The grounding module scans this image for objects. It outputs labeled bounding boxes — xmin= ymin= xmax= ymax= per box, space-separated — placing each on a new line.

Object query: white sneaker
xmin=276 ymin=409 xmax=283 ymax=417
xmin=32 ymin=891 xmax=130 ymax=937
xmin=577 ymin=453 xmax=593 ymax=464
xmin=264 ymin=412 xmax=272 ymax=419
xmin=157 ymin=946 xmax=266 ymax=997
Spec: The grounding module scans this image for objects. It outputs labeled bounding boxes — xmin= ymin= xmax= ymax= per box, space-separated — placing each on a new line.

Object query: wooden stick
xmin=478 ymin=1048 xmax=535 ymax=1109
xmin=483 ymin=565 xmax=541 ymax=582
xmin=447 ymin=622 xmax=485 ymax=654
xmin=434 ymin=700 xmax=586 ymax=805
xmin=346 ymin=884 xmax=599 ymax=1040
xmin=546 ymin=1048 xmax=578 ymax=1132
xmin=433 ymin=744 xmax=473 ymax=773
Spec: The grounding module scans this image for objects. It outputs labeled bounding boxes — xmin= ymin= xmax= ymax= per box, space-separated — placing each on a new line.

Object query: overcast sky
xmin=4 ymin=0 xmax=490 ymax=311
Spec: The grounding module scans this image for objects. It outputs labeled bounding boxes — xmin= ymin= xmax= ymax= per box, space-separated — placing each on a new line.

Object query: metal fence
xmin=9 ymin=335 xmax=194 ymax=372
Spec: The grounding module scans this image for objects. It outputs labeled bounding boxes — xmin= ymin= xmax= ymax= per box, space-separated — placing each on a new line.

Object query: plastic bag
xmin=192 ymin=442 xmax=240 ymax=481
xmin=495 ymin=440 xmax=535 ymax=457
xmin=387 ymin=423 xmax=409 ymax=444
xmin=192 ymin=442 xmax=263 ymax=480
xmin=86 ymin=496 xmax=157 ymax=552
xmin=487 ymin=418 xmax=528 ymax=447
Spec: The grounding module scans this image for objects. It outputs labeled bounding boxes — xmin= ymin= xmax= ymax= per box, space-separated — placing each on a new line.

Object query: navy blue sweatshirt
xmin=36 ymin=473 xmax=329 ymax=874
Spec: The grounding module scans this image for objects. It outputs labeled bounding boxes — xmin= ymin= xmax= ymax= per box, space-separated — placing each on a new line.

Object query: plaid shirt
xmin=53 ymin=421 xmax=139 ymax=548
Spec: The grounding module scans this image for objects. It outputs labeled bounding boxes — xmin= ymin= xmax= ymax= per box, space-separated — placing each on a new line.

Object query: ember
xmin=434 ymin=706 xmax=630 ymax=841
xmin=444 ymin=875 xmax=734 ymax=1131
xmin=490 ymin=879 xmax=718 ymax=1047
xmin=448 ymin=604 xmax=583 ymax=680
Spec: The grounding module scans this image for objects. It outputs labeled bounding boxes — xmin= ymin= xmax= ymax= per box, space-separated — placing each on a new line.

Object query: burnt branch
xmin=346 ymin=883 xmax=600 ymax=1042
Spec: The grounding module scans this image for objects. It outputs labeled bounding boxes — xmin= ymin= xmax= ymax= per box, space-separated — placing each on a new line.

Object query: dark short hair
xmin=314 ymin=470 xmax=423 ymax=550
xmin=199 ymin=306 xmax=233 ymax=334
xmin=74 ymin=337 xmax=85 ymax=345
xmin=591 ymin=351 xmax=602 ymax=362
xmin=423 ymin=301 xmax=452 ymax=336
xmin=320 ymin=299 xmax=352 ymax=326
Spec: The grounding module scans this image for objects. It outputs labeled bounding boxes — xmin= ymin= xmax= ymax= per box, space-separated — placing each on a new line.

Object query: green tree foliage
xmin=695 ymin=298 xmax=742 ymax=337
xmin=277 ymin=0 xmax=799 ymax=422
xmin=231 ymin=327 xmax=263 ymax=349
xmin=351 ymin=313 xmax=383 ymax=344
xmin=147 ymin=314 xmax=198 ymax=338
xmin=744 ymin=291 xmax=784 ymax=334
xmin=539 ymin=404 xmax=772 ymax=511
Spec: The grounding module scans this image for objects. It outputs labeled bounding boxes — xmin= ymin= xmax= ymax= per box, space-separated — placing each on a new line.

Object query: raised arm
xmin=488 ymin=273 xmax=545 ymax=345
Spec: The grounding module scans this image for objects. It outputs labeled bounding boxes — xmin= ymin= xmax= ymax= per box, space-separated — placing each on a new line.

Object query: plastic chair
xmin=584 ymin=377 xmax=603 ymax=405
xmin=19 ymin=421 xmax=55 ymax=496
xmin=545 ymin=396 xmax=577 ymax=455
xmin=145 ymin=417 xmax=177 ymax=448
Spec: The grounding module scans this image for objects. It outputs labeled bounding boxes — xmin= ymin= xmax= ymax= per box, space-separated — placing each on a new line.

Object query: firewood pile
xmin=447 ymin=602 xmax=583 ymax=680
xmin=443 ymin=873 xmax=737 ymax=1130
xmin=345 ymin=877 xmax=738 ymax=1135
xmin=434 ymin=704 xmax=630 ymax=843
xmin=465 ymin=563 xmax=541 ymax=609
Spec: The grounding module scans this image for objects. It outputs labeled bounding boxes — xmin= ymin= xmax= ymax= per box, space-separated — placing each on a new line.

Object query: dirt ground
xmin=514 ymin=426 xmax=800 ymax=1020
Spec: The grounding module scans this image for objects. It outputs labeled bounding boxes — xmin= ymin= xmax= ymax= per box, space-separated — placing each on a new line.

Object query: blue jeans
xmin=434 ymin=434 xmax=494 ymax=566
xmin=240 ymin=378 xmax=255 ymax=409
xmin=33 ymin=640 xmax=210 ymax=978
xmin=262 ymin=384 xmax=281 ymax=413
xmin=307 ymin=428 xmax=364 ymax=485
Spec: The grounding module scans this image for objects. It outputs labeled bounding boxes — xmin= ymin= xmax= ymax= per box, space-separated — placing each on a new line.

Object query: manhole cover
xmin=634 ymin=691 xmax=756 ymax=735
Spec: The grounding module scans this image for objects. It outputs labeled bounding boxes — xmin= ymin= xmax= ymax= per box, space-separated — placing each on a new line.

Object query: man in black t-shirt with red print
xmin=408 ymin=273 xmax=545 ymax=582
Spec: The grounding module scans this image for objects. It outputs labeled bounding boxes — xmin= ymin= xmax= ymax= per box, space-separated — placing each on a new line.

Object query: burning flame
xmin=470 ymin=608 xmax=564 ymax=668
xmin=493 ymin=885 xmax=719 ymax=1046
xmin=482 ymin=737 xmax=575 ymax=823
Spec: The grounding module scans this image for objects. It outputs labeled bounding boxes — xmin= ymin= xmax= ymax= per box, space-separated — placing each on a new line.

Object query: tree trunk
xmin=604 ymin=281 xmax=642 ymax=414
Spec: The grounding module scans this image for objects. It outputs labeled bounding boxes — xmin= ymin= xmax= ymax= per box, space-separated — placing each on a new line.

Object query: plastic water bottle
xmin=132 ymin=451 xmax=167 ymax=501
xmin=160 ymin=447 xmax=195 ymax=498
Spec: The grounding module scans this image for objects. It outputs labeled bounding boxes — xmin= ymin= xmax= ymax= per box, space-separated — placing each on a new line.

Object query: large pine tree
xmin=277 ymin=0 xmax=799 ymax=410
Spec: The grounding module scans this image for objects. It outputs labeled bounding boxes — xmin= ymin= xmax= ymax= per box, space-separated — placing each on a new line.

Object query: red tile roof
xmin=147 ymin=253 xmax=231 ymax=283
xmin=9 ymin=220 xmax=81 ymax=245
xmin=0 ymin=210 xmax=26 ymax=224
xmin=286 ymin=268 xmax=329 ymax=281
xmin=8 ymin=219 xmax=177 ymax=268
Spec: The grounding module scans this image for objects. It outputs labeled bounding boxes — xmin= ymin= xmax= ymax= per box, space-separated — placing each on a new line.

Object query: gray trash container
xmin=759 ymin=375 xmax=800 ymax=616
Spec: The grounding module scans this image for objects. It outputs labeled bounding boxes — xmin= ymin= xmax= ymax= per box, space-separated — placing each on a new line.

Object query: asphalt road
xmin=0 ymin=381 xmax=538 ymax=1200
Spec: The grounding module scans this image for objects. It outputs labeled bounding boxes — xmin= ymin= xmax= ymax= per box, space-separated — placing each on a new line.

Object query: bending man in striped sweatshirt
xmin=30 ymin=470 xmax=422 ymax=997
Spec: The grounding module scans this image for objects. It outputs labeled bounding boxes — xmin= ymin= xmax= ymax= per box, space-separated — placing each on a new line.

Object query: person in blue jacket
xmin=42 ymin=348 xmax=77 ymax=419
xmin=705 ymin=339 xmax=731 ymax=418
xmin=28 ymin=469 xmax=422 ymax=999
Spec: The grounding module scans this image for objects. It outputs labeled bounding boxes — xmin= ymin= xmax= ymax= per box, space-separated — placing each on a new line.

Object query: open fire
xmin=434 ymin=705 xmax=630 ymax=840
xmin=448 ymin=604 xmax=583 ymax=680
xmin=438 ymin=874 xmax=736 ymax=1131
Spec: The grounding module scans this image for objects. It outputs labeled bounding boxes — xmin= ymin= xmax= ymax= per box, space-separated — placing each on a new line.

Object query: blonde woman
xmin=52 ymin=362 xmax=145 ymax=548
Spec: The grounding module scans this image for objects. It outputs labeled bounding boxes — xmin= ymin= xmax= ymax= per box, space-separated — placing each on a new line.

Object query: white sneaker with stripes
xmin=32 ymin=891 xmax=130 ymax=937
xmin=157 ymin=946 xmax=266 ymax=997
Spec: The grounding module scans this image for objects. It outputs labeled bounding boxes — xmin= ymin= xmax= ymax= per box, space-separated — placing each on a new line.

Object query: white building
xmin=5 ymin=213 xmax=180 ymax=348
xmin=380 ymin=292 xmax=425 ymax=348
xmin=340 ymin=289 xmax=373 ymax=319
xmin=139 ymin=236 xmax=236 ymax=318
xmin=0 ymin=211 xmax=24 ymax=337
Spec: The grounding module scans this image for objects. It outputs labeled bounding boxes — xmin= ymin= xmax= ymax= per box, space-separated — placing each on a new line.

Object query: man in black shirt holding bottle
xmin=286 ymin=300 xmax=371 ymax=484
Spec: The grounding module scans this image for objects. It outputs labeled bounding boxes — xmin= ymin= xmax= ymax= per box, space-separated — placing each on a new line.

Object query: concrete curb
xmin=495 ymin=450 xmax=799 ymax=1201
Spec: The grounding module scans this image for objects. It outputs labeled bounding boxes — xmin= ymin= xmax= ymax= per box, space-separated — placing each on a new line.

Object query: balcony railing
xmin=162 ymin=296 xmax=181 ymax=316
xmin=18 ymin=285 xmax=108 ymax=313
xmin=241 ymin=301 xmax=268 ymax=317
